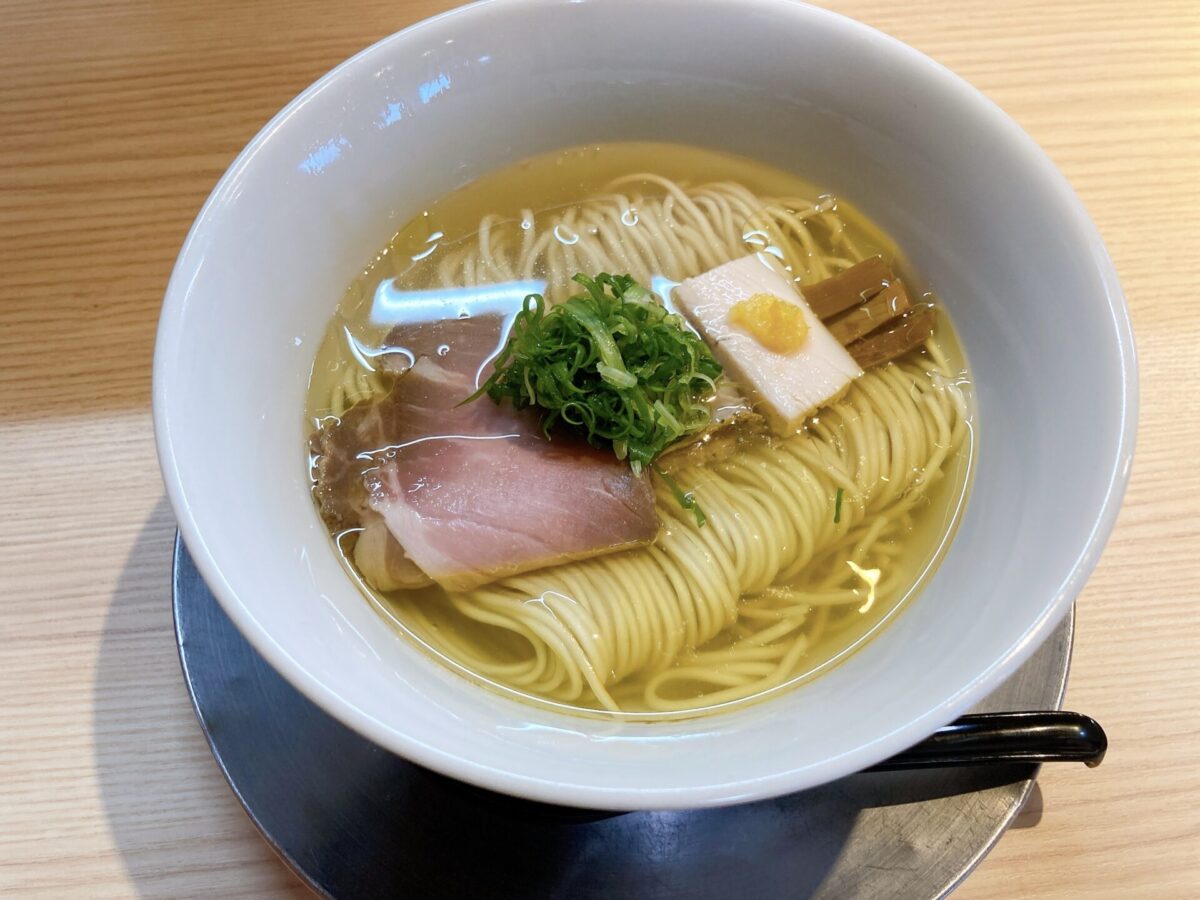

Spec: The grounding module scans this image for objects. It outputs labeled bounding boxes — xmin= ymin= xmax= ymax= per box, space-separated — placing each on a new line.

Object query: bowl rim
xmin=153 ymin=0 xmax=1138 ymax=809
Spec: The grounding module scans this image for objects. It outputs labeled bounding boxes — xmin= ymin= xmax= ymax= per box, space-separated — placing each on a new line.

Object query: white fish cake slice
xmin=672 ymin=254 xmax=863 ymax=435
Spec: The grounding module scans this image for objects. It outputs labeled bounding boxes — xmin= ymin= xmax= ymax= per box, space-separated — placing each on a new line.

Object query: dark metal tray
xmin=175 ymin=536 xmax=1069 ymax=899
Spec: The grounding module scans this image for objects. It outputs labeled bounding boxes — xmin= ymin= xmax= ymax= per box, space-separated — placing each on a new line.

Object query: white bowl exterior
xmin=155 ymin=0 xmax=1136 ymax=808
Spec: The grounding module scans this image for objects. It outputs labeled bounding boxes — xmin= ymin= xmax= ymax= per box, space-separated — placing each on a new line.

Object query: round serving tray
xmin=174 ymin=535 xmax=1071 ymax=899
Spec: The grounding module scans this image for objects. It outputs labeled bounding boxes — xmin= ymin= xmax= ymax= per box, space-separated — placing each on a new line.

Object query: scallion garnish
xmin=465 ymin=273 xmax=722 ymax=523
xmin=652 ymin=464 xmax=707 ymax=528
xmin=834 ymin=487 xmax=845 ymax=524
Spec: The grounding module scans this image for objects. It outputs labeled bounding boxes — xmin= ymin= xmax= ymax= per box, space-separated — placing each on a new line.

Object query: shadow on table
xmin=1010 ymin=781 xmax=1045 ymax=829
xmin=90 ymin=496 xmax=304 ymax=897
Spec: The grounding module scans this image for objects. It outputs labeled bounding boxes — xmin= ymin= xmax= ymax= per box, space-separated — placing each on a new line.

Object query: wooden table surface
xmin=2 ymin=0 xmax=1197 ymax=896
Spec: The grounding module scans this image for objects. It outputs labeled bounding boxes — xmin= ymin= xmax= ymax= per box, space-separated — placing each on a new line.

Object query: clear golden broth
xmin=306 ymin=142 xmax=974 ymax=720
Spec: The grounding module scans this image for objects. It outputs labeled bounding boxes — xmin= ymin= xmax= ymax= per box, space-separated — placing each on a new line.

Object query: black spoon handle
xmin=868 ymin=711 xmax=1107 ymax=771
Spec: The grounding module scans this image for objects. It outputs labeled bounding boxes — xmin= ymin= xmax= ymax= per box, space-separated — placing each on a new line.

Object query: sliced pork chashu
xmin=310 ymin=315 xmax=659 ymax=592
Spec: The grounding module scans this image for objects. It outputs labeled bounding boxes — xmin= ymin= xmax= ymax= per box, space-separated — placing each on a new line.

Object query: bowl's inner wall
xmin=160 ymin=0 xmax=1128 ymax=800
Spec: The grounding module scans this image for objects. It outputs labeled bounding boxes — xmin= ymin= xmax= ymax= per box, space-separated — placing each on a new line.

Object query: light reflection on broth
xmin=306 ymin=143 xmax=975 ymax=720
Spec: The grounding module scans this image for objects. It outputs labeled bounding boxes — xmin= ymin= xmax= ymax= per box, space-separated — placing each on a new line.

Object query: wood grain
xmin=1 ymin=0 xmax=1197 ymax=896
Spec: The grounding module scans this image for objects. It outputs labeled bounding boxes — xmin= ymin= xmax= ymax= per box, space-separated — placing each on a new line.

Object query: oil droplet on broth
xmin=553 ymin=223 xmax=579 ymax=245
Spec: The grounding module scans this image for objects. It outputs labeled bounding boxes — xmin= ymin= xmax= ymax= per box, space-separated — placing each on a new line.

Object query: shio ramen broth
xmin=306 ymin=143 xmax=975 ymax=718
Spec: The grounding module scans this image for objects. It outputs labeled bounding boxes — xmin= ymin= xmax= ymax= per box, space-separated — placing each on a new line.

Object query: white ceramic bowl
xmin=154 ymin=0 xmax=1136 ymax=809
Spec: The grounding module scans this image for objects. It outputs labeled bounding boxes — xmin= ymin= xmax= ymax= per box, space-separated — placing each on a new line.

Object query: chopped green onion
xmin=834 ymin=487 xmax=845 ymax=524
xmin=466 ymin=273 xmax=723 ymax=524
xmin=653 ymin=465 xmax=707 ymax=528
